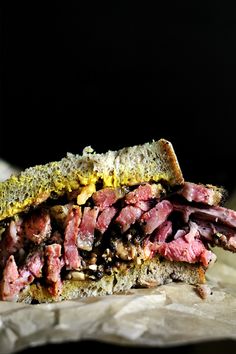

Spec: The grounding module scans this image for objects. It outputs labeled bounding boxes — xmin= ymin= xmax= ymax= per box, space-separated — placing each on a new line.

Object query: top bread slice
xmin=0 ymin=139 xmax=184 ymax=221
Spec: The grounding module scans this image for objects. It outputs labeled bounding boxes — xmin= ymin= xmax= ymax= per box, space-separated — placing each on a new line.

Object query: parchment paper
xmin=1 ymin=161 xmax=236 ymax=353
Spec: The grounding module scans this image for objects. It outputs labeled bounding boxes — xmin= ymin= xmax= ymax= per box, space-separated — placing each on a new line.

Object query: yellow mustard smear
xmin=0 ymin=157 xmax=170 ymax=221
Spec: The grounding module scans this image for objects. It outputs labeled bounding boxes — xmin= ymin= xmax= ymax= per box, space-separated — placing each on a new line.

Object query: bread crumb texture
xmin=0 ymin=139 xmax=184 ymax=221
xmin=19 ymin=257 xmax=204 ymax=303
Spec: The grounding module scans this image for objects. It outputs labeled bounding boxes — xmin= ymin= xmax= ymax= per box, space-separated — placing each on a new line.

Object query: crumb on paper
xmin=195 ymin=284 xmax=213 ymax=299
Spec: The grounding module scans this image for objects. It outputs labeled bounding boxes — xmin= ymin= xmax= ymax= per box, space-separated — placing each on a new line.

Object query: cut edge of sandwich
xmin=18 ymin=257 xmax=206 ymax=304
xmin=0 ymin=139 xmax=184 ymax=221
xmin=1 ymin=138 xmax=230 ymax=304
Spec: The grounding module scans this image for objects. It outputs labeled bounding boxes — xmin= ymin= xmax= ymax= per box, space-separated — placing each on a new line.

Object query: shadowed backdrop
xmin=1 ymin=3 xmax=236 ymax=353
xmin=1 ymin=2 xmax=236 ymax=189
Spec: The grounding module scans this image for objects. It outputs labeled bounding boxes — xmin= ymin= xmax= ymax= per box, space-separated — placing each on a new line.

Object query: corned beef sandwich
xmin=0 ymin=139 xmax=234 ymax=303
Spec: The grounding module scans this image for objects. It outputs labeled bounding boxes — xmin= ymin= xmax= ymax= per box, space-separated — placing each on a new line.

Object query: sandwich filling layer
xmin=0 ymin=181 xmax=235 ymax=301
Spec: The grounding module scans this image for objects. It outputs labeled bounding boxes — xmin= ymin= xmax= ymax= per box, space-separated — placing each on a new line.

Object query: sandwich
xmin=0 ymin=139 xmax=235 ymax=303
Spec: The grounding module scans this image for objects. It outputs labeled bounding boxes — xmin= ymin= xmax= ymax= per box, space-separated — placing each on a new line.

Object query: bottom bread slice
xmin=18 ymin=257 xmax=206 ymax=303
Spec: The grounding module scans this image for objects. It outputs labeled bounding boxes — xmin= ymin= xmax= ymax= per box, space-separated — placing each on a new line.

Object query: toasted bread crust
xmin=0 ymin=139 xmax=184 ymax=221
xmin=159 ymin=139 xmax=184 ymax=186
xmin=18 ymin=257 xmax=205 ymax=304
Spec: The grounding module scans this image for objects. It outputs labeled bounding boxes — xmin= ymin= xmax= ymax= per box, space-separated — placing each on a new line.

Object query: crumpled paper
xmin=1 ymin=271 xmax=236 ymax=354
xmin=1 ymin=161 xmax=236 ymax=353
